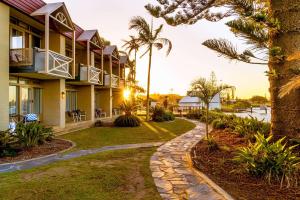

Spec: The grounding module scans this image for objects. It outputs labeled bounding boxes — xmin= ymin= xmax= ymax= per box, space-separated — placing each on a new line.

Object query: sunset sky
xmin=46 ymin=0 xmax=269 ymax=99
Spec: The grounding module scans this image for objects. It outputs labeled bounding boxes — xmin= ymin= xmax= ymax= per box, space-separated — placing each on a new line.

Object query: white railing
xmin=104 ymin=74 xmax=119 ymax=88
xmin=89 ymin=66 xmax=102 ymax=84
xmin=35 ymin=48 xmax=73 ymax=79
xmin=111 ymin=74 xmax=119 ymax=88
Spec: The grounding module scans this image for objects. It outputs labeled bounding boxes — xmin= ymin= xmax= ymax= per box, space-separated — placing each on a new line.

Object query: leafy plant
xmin=15 ymin=122 xmax=54 ymax=148
xmin=120 ymin=101 xmax=137 ymax=116
xmin=114 ymin=115 xmax=141 ymax=127
xmin=234 ymin=133 xmax=300 ymax=188
xmin=206 ymin=136 xmax=219 ymax=151
xmin=151 ymin=106 xmax=175 ymax=122
xmin=0 ymin=130 xmax=18 ymax=157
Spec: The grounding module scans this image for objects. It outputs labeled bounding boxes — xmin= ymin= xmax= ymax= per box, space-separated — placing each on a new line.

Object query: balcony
xmin=104 ymin=74 xmax=119 ymax=88
xmin=79 ymin=65 xmax=102 ymax=85
xmin=10 ymin=48 xmax=73 ymax=79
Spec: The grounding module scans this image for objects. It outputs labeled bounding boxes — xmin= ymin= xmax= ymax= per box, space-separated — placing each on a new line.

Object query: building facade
xmin=0 ymin=0 xmax=127 ymax=131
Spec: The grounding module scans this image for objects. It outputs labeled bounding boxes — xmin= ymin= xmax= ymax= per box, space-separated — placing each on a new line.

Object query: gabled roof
xmin=179 ymin=96 xmax=201 ymax=103
xmin=104 ymin=45 xmax=118 ymax=55
xmin=31 ymin=2 xmax=74 ymax=30
xmin=30 ymin=2 xmax=63 ymax=15
xmin=119 ymin=56 xmax=128 ymax=64
xmin=77 ymin=30 xmax=97 ymax=41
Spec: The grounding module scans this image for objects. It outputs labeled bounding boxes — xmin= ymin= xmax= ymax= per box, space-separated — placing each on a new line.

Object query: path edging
xmin=0 ymin=139 xmax=76 ymax=167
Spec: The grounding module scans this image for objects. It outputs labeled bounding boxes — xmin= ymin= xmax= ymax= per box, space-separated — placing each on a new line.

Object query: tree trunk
xmin=146 ymin=45 xmax=153 ymax=121
xmin=205 ymin=104 xmax=209 ymax=139
xmin=269 ymin=0 xmax=300 ymax=139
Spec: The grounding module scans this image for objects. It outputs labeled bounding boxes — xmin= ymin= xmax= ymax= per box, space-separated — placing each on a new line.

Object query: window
xmin=9 ymin=86 xmax=18 ymax=115
xmin=11 ymin=28 xmax=24 ymax=49
xmin=66 ymin=91 xmax=78 ymax=111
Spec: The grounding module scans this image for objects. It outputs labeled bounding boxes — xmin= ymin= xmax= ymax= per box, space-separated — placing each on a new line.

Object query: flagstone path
xmin=150 ymin=120 xmax=233 ymax=200
xmin=0 ymin=142 xmax=163 ymax=173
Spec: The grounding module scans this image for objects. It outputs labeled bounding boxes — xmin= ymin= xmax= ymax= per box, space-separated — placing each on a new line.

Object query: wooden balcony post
xmin=72 ymin=30 xmax=76 ymax=78
xmin=45 ymin=14 xmax=50 ymax=73
xmin=101 ymin=49 xmax=104 ymax=84
xmin=109 ymin=56 xmax=112 ymax=87
xmin=87 ymin=41 xmax=90 ymax=82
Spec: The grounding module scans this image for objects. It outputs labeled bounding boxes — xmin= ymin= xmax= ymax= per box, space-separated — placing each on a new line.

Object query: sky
xmin=46 ymin=0 xmax=269 ymax=99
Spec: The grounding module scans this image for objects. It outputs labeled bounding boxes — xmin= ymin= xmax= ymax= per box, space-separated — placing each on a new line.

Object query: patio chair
xmin=67 ymin=111 xmax=79 ymax=122
xmin=75 ymin=110 xmax=86 ymax=121
xmin=23 ymin=113 xmax=38 ymax=124
xmin=113 ymin=108 xmax=120 ymax=116
xmin=95 ymin=108 xmax=106 ymax=118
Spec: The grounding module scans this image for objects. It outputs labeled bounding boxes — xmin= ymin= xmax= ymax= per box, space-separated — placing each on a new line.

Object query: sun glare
xmin=123 ymin=89 xmax=131 ymax=100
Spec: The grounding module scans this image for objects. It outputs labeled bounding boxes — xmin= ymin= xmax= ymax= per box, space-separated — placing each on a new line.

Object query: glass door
xmin=20 ymin=87 xmax=33 ymax=115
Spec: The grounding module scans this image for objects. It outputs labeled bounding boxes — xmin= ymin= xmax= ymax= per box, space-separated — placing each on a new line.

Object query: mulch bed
xmin=0 ymin=139 xmax=73 ymax=164
xmin=191 ymin=129 xmax=300 ymax=200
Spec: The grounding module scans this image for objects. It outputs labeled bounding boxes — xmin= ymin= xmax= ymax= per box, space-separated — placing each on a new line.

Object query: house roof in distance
xmin=179 ymin=96 xmax=201 ymax=103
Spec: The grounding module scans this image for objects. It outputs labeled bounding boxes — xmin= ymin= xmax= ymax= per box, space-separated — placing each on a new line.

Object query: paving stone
xmin=150 ymin=119 xmax=227 ymax=200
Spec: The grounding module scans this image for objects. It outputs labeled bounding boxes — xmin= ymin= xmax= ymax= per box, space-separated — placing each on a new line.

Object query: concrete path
xmin=0 ymin=142 xmax=163 ymax=173
xmin=150 ymin=120 xmax=231 ymax=200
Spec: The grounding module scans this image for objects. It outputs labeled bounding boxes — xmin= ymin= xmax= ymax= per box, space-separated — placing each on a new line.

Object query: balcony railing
xmin=80 ymin=65 xmax=102 ymax=85
xmin=104 ymin=74 xmax=120 ymax=88
xmin=35 ymin=48 xmax=73 ymax=79
xmin=10 ymin=48 xmax=33 ymax=66
xmin=10 ymin=48 xmax=73 ymax=79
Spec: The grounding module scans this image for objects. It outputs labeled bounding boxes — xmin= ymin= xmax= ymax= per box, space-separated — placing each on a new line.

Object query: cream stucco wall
xmin=0 ymin=3 xmax=10 ymax=130
xmin=77 ymin=85 xmax=94 ymax=121
xmin=49 ymin=32 xmax=66 ymax=55
xmin=95 ymin=89 xmax=112 ymax=117
xmin=41 ymin=79 xmax=66 ymax=128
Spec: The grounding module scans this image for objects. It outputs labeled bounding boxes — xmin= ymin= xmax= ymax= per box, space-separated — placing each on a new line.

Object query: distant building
xmin=178 ymin=94 xmax=221 ymax=111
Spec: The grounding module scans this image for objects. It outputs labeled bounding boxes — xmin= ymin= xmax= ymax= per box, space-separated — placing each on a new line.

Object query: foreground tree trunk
xmin=269 ymin=0 xmax=300 ymax=138
xmin=146 ymin=45 xmax=153 ymax=121
xmin=205 ymin=104 xmax=209 ymax=140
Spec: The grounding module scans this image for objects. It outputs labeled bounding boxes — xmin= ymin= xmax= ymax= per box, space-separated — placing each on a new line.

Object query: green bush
xmin=186 ymin=110 xmax=203 ymax=119
xmin=94 ymin=120 xmax=102 ymax=127
xmin=15 ymin=122 xmax=54 ymax=148
xmin=151 ymin=106 xmax=175 ymax=122
xmin=234 ymin=133 xmax=300 ymax=187
xmin=206 ymin=136 xmax=219 ymax=151
xmin=0 ymin=130 xmax=18 ymax=157
xmin=211 ymin=119 xmax=227 ymax=129
xmin=114 ymin=115 xmax=141 ymax=127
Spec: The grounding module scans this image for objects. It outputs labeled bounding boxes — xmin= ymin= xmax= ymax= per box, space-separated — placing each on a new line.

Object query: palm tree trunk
xmin=146 ymin=45 xmax=153 ymax=121
xmin=134 ymin=50 xmax=137 ymax=81
xmin=205 ymin=104 xmax=209 ymax=140
xmin=269 ymin=1 xmax=300 ymax=139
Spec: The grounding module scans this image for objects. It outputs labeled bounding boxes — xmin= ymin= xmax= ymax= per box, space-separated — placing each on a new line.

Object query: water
xmin=228 ymin=107 xmax=271 ymax=122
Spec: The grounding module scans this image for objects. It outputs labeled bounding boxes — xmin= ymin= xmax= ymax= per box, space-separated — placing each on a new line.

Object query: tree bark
xmin=205 ymin=104 xmax=209 ymax=139
xmin=269 ymin=0 xmax=300 ymax=139
xmin=146 ymin=45 xmax=153 ymax=121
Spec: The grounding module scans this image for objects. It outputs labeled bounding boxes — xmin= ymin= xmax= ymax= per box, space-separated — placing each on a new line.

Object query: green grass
xmin=59 ymin=118 xmax=195 ymax=150
xmin=0 ymin=148 xmax=161 ymax=200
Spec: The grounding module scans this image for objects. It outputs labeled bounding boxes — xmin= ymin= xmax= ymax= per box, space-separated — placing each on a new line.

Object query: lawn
xmin=0 ymin=148 xmax=161 ymax=200
xmin=59 ymin=118 xmax=196 ymax=150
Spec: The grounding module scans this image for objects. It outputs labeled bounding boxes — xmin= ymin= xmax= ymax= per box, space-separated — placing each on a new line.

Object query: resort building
xmin=0 ymin=0 xmax=127 ymax=132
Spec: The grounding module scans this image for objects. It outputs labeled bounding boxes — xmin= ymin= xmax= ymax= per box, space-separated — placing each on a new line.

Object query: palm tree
xmin=123 ymin=35 xmax=140 ymax=81
xmin=129 ymin=16 xmax=172 ymax=121
xmin=188 ymin=72 xmax=232 ymax=139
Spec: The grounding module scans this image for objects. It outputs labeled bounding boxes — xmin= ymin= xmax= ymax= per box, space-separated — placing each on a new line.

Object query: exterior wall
xmin=95 ymin=89 xmax=112 ymax=117
xmin=77 ymin=85 xmax=94 ymax=121
xmin=112 ymin=91 xmax=123 ymax=108
xmin=0 ymin=3 xmax=10 ymax=130
xmin=49 ymin=32 xmax=66 ymax=55
xmin=41 ymin=79 xmax=66 ymax=128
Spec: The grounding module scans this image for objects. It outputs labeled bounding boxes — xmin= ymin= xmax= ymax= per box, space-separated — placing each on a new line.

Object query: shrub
xmin=234 ymin=133 xmax=300 ymax=188
xmin=151 ymin=106 xmax=175 ymax=122
xmin=0 ymin=130 xmax=18 ymax=157
xmin=94 ymin=120 xmax=102 ymax=127
xmin=114 ymin=115 xmax=141 ymax=127
xmin=206 ymin=136 xmax=219 ymax=151
xmin=15 ymin=122 xmax=54 ymax=148
xmin=186 ymin=110 xmax=203 ymax=119
xmin=211 ymin=119 xmax=227 ymax=129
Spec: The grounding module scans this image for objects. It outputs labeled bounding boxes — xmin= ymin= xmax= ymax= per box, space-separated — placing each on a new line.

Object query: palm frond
xmin=129 ymin=16 xmax=151 ymax=36
xmin=279 ymin=76 xmax=300 ymax=98
xmin=155 ymin=37 xmax=172 ymax=55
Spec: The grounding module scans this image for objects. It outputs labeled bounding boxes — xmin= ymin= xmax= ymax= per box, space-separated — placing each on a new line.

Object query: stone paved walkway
xmin=150 ymin=120 xmax=229 ymax=200
xmin=0 ymin=142 xmax=163 ymax=173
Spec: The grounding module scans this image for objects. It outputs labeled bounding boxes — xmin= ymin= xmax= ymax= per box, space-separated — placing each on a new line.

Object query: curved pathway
xmin=150 ymin=120 xmax=232 ymax=200
xmin=0 ymin=142 xmax=163 ymax=173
